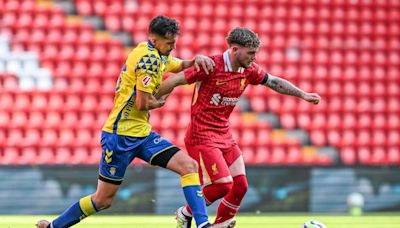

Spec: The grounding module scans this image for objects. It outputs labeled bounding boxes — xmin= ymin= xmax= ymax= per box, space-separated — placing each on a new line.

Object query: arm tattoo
xmin=265 ymin=76 xmax=305 ymax=98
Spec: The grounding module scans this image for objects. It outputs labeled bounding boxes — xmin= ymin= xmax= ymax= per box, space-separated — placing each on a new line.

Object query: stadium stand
xmin=0 ymin=0 xmax=398 ymax=166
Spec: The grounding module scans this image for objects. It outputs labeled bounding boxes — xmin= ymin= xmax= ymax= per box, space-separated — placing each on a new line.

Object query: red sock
xmin=214 ymin=175 xmax=248 ymax=224
xmin=184 ymin=182 xmax=233 ymax=216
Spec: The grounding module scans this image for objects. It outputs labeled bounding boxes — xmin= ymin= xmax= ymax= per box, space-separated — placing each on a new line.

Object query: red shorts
xmin=185 ymin=143 xmax=242 ymax=184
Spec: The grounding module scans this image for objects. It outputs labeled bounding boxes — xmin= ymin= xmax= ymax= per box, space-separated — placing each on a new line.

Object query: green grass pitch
xmin=1 ymin=213 xmax=399 ymax=228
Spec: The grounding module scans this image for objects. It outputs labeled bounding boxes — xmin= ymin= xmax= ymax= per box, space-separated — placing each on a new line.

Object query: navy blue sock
xmin=51 ymin=195 xmax=98 ymax=228
xmin=181 ymin=173 xmax=209 ymax=227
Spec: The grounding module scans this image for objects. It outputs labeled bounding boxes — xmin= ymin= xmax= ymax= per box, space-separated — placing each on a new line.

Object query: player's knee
xmin=217 ymin=182 xmax=233 ymax=197
xmin=180 ymin=158 xmax=199 ymax=175
xmin=233 ymin=175 xmax=248 ymax=197
xmin=92 ymin=194 xmax=114 ymax=210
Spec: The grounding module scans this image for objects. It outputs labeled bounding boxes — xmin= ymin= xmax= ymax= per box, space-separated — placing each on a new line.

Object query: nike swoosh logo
xmin=216 ymin=81 xmax=226 ymax=85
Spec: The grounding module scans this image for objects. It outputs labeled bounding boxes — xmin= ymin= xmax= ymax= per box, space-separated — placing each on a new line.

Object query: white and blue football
xmin=302 ymin=220 xmax=327 ymax=228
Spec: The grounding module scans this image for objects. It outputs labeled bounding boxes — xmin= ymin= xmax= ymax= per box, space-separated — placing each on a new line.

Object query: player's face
xmin=153 ymin=34 xmax=177 ymax=56
xmin=236 ymin=46 xmax=259 ymax=68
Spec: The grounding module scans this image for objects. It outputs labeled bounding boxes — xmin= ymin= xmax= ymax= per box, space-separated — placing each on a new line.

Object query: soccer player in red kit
xmin=157 ymin=27 xmax=321 ymax=228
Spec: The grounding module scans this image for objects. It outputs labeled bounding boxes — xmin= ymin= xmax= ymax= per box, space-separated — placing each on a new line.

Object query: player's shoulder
xmin=132 ymin=42 xmax=159 ymax=58
xmin=131 ymin=42 xmax=161 ymax=73
xmin=250 ymin=61 xmax=261 ymax=69
xmin=209 ymin=54 xmax=223 ymax=62
xmin=207 ymin=54 xmax=224 ymax=70
xmin=248 ymin=62 xmax=263 ymax=73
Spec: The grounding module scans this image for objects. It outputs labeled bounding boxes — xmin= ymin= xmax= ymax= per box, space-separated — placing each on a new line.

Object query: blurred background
xmin=0 ymin=0 xmax=399 ymax=216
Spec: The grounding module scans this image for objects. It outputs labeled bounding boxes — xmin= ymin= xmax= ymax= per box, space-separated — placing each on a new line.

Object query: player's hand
xmin=157 ymin=98 xmax=166 ymax=107
xmin=303 ymin=93 xmax=321 ymax=104
xmin=157 ymin=94 xmax=168 ymax=107
xmin=194 ymin=55 xmax=215 ymax=74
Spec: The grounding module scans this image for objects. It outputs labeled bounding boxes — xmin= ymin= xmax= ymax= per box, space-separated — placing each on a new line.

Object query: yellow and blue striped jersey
xmin=102 ymin=41 xmax=182 ymax=137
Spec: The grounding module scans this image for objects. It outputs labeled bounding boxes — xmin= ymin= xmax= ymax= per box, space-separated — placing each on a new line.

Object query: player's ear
xmin=231 ymin=45 xmax=241 ymax=56
xmin=149 ymin=34 xmax=157 ymax=45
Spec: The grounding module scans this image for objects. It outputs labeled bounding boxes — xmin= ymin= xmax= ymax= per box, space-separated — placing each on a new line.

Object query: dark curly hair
xmin=226 ymin=27 xmax=260 ymax=49
xmin=148 ymin=15 xmax=180 ymax=37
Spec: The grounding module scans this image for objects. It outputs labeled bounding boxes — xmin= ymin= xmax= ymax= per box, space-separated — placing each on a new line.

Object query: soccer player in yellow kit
xmin=37 ymin=15 xmax=215 ymax=228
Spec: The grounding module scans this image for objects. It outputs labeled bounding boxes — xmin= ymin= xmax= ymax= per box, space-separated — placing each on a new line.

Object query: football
xmin=302 ymin=220 xmax=327 ymax=228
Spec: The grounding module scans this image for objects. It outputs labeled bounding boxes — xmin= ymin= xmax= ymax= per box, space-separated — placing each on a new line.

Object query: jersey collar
xmin=147 ymin=39 xmax=167 ymax=63
xmin=223 ymin=50 xmax=245 ymax=73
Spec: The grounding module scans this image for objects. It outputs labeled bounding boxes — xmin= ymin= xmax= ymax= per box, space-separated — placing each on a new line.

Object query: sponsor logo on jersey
xmin=221 ymin=97 xmax=239 ymax=106
xmin=210 ymin=93 xmax=221 ymax=105
xmin=210 ymin=93 xmax=238 ymax=106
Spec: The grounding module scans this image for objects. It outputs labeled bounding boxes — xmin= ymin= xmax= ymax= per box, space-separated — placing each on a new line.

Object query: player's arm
xmin=155 ymin=71 xmax=188 ymax=99
xmin=136 ymin=90 xmax=165 ymax=111
xmin=174 ymin=55 xmax=215 ymax=74
xmin=263 ymin=73 xmax=321 ymax=104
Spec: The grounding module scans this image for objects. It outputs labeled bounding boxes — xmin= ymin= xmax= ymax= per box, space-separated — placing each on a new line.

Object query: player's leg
xmin=165 ymin=150 xmax=212 ymax=228
xmin=37 ymin=132 xmax=138 ymax=228
xmin=139 ymin=132 xmax=211 ymax=228
xmin=44 ymin=179 xmax=119 ymax=228
xmin=181 ymin=144 xmax=234 ymax=223
xmin=214 ymin=145 xmax=247 ymax=226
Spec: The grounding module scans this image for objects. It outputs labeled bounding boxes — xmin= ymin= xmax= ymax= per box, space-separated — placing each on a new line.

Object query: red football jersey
xmin=184 ymin=51 xmax=267 ymax=148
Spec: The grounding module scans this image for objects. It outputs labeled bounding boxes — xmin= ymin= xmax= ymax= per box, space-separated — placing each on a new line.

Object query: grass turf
xmin=1 ymin=213 xmax=399 ymax=228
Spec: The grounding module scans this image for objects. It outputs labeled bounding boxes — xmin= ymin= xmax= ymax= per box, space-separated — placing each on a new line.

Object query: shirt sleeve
xmin=184 ymin=66 xmax=209 ymax=84
xmin=165 ymin=55 xmax=183 ymax=73
xmin=249 ymin=62 xmax=267 ymax=85
xmin=135 ymin=54 xmax=160 ymax=94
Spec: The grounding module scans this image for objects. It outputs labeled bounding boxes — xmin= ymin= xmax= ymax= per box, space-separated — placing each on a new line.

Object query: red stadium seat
xmin=75 ymin=129 xmax=93 ymax=147
xmin=254 ymin=147 xmax=269 ymax=164
xmin=242 ymin=146 xmax=256 ymax=164
xmin=79 ymin=112 xmax=97 ymax=129
xmin=24 ymin=129 xmax=41 ymax=147
xmin=269 ymin=147 xmax=286 ymax=165
xmin=240 ymin=128 xmax=257 ymax=147
xmin=287 ymin=146 xmax=302 ymax=165
xmin=19 ymin=147 xmax=38 ymax=165
xmin=70 ymin=147 xmax=91 ymax=164
xmin=59 ymin=129 xmax=75 ymax=147
xmin=0 ymin=147 xmax=19 ymax=165
xmin=36 ymin=147 xmax=55 ymax=165
xmin=387 ymin=147 xmax=400 ymax=165
xmin=340 ymin=147 xmax=357 ymax=165
xmin=54 ymin=147 xmax=71 ymax=164
xmin=371 ymin=147 xmax=387 ymax=165
xmin=358 ymin=147 xmax=372 ymax=165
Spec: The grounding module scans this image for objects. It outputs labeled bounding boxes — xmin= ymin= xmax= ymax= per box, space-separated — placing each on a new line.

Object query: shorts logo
xmin=212 ymin=163 xmax=218 ymax=175
xmin=154 ymin=137 xmax=164 ymax=144
xmin=110 ymin=167 xmax=116 ymax=175
xmin=105 ymin=149 xmax=113 ymax=163
xmin=142 ymin=76 xmax=152 ymax=87
xmin=197 ymin=190 xmax=203 ymax=197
